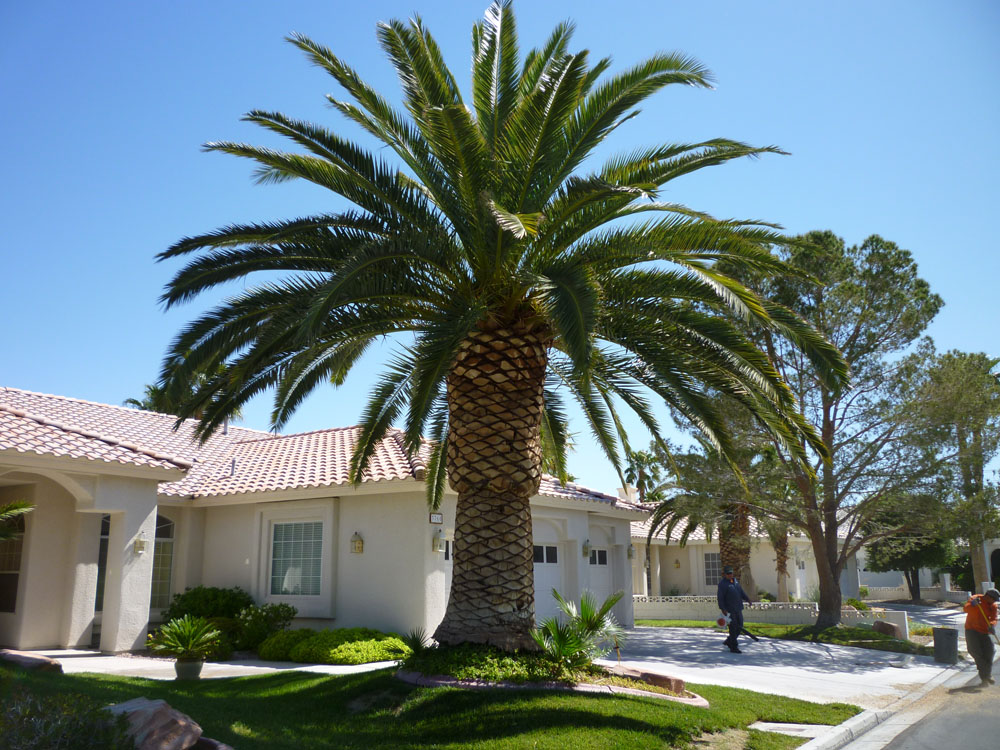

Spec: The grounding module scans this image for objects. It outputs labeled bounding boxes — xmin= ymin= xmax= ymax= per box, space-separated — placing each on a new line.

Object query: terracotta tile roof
xmin=189 ymin=427 xmax=430 ymax=498
xmin=0 ymin=387 xmax=638 ymax=512
xmin=0 ymin=405 xmax=189 ymax=472
xmin=631 ymin=514 xmax=767 ymax=544
xmin=537 ymin=477 xmax=644 ymax=512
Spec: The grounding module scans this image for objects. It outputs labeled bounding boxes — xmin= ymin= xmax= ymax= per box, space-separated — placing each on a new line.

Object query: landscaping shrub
xmin=532 ymin=589 xmax=625 ymax=670
xmin=236 ymin=603 xmax=297 ymax=650
xmin=161 ymin=586 xmax=254 ymax=622
xmin=404 ymin=642 xmax=567 ymax=683
xmin=845 ymin=598 xmax=868 ymax=611
xmin=289 ymin=628 xmax=411 ymax=664
xmin=0 ymin=683 xmax=136 ymax=750
xmin=858 ymin=586 xmax=869 ymax=599
xmin=258 ymin=628 xmax=316 ymax=661
xmin=757 ymin=590 xmax=776 ymax=602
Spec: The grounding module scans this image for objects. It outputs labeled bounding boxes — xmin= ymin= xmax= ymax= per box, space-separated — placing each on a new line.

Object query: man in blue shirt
xmin=717 ymin=565 xmax=752 ymax=653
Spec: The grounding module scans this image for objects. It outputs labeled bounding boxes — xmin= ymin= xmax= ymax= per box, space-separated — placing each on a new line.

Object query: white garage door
xmin=586 ymin=547 xmax=612 ymax=606
xmin=533 ymin=544 xmax=562 ymax=622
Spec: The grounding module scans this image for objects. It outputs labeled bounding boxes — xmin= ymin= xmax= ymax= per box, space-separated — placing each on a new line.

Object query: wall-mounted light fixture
xmin=133 ymin=532 xmax=147 ymax=555
xmin=432 ymin=529 xmax=446 ymax=553
xmin=627 ymin=543 xmax=635 ymax=560
xmin=674 ymin=558 xmax=681 ymax=569
xmin=350 ymin=531 xmax=364 ymax=554
xmin=582 ymin=539 xmax=591 ymax=558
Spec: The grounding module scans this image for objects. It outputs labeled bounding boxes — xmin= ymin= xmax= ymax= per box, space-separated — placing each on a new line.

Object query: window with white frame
xmin=270 ymin=521 xmax=323 ymax=596
xmin=704 ymin=552 xmax=721 ymax=584
xmin=149 ymin=515 xmax=175 ymax=609
xmin=533 ymin=544 xmax=558 ymax=564
xmin=0 ymin=514 xmax=25 ymax=613
xmin=589 ymin=548 xmax=608 ymax=566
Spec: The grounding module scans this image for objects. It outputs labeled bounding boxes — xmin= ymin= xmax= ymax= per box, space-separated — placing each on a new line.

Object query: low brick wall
xmin=633 ymin=596 xmax=909 ymax=638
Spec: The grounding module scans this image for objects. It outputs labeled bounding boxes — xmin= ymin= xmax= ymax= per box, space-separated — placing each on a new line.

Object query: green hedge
xmin=258 ymin=629 xmax=316 ymax=661
xmin=162 ymin=586 xmax=254 ymax=622
xmin=287 ymin=628 xmax=411 ymax=664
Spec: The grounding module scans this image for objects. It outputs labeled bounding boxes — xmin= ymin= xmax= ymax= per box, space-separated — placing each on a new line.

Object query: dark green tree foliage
xmin=905 ymin=347 xmax=1000 ymax=586
xmin=650 ymin=232 xmax=942 ymax=627
xmin=863 ymin=499 xmax=957 ymax=602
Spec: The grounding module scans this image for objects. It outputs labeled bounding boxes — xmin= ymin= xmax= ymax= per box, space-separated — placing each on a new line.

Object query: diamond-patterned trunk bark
xmin=720 ymin=502 xmax=755 ymax=594
xmin=433 ymin=324 xmax=549 ymax=650
xmin=773 ymin=529 xmax=790 ymax=602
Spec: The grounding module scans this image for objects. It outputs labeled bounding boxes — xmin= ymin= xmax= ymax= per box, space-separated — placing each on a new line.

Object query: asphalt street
xmin=882 ymin=678 xmax=999 ymax=750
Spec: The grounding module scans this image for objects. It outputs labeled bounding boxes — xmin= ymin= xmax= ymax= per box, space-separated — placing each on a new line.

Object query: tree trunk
xmin=810 ymin=517 xmax=843 ymax=628
xmin=969 ymin=530 xmax=989 ymax=593
xmin=433 ymin=323 xmax=549 ymax=650
xmin=773 ymin=530 xmax=790 ymax=602
xmin=905 ymin=568 xmax=921 ymax=602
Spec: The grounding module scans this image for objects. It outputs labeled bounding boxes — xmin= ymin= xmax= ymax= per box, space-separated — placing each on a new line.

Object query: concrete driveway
xmin=596 ymin=626 xmax=964 ymax=709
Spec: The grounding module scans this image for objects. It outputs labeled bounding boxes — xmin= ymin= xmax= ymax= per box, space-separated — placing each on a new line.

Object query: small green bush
xmin=147 ymin=615 xmax=221 ymax=661
xmin=404 ymin=643 xmax=568 ymax=683
xmin=909 ymin=622 xmax=934 ymax=636
xmin=845 ymin=598 xmax=868 ymax=611
xmin=289 ymin=628 xmax=411 ymax=664
xmin=161 ymin=586 xmax=254 ymax=622
xmin=258 ymin=628 xmax=316 ymax=661
xmin=236 ymin=603 xmax=297 ymax=650
xmin=858 ymin=586 xmax=869 ymax=599
xmin=757 ymin=590 xmax=776 ymax=602
xmin=0 ymin=684 xmax=137 ymax=750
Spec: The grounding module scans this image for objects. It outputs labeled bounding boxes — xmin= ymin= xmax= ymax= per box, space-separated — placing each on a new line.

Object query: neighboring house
xmin=0 ymin=387 xmax=643 ymax=652
xmin=627 ymin=500 xmax=861 ymax=601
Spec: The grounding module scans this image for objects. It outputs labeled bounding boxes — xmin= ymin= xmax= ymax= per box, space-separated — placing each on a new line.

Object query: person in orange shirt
xmin=963 ymin=588 xmax=999 ymax=685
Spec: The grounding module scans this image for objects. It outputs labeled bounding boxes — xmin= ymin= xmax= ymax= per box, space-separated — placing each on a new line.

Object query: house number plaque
xmin=429 ymin=512 xmax=443 ymax=524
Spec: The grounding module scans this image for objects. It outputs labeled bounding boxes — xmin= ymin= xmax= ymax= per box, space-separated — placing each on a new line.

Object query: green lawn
xmin=1 ymin=665 xmax=859 ymax=750
xmin=636 ymin=620 xmax=934 ymax=656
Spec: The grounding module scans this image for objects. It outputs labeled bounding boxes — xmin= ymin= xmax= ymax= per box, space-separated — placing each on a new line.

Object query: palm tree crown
xmin=158 ymin=1 xmax=847 ymax=648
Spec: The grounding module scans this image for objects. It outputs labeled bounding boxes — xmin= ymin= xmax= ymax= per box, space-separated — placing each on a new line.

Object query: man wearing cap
xmin=717 ymin=565 xmax=752 ymax=653
xmin=963 ymin=587 xmax=999 ymax=685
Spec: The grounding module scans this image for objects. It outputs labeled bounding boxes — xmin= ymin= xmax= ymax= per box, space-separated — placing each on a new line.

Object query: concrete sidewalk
xmin=32 ymin=649 xmax=397 ymax=680
xmin=596 ymin=626 xmax=964 ymax=709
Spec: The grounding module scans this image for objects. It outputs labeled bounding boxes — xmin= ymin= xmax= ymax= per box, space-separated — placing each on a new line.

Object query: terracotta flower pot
xmin=174 ymin=659 xmax=205 ymax=680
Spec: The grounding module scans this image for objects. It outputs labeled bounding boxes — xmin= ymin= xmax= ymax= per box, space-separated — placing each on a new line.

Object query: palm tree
xmin=0 ymin=501 xmax=32 ymax=542
xmin=157 ymin=2 xmax=847 ymax=649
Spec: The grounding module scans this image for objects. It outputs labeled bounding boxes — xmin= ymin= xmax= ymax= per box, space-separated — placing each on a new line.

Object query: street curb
xmin=798 ymin=651 xmax=991 ymax=750
xmin=796 ymin=708 xmax=892 ymax=750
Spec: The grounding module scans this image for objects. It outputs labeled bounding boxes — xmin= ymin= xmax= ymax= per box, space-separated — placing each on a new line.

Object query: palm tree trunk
xmin=773 ymin=530 xmax=790 ymax=602
xmin=433 ymin=323 xmax=550 ymax=650
xmin=720 ymin=502 xmax=755 ymax=595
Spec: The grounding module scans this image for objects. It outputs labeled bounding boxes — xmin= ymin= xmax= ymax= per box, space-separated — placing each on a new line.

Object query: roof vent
xmin=230 ymin=458 xmax=236 ymax=476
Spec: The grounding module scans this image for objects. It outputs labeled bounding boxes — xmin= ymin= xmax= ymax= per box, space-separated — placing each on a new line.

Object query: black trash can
xmin=932 ymin=626 xmax=959 ymax=664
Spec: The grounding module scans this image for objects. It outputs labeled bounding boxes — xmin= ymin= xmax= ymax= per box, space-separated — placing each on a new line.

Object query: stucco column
xmin=100 ymin=506 xmax=156 ymax=652
xmin=61 ymin=512 xmax=103 ymax=648
xmin=649 ymin=546 xmax=662 ymax=596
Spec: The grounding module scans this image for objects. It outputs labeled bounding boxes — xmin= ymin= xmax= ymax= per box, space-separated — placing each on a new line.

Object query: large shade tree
xmin=157 ymin=2 xmax=846 ymax=649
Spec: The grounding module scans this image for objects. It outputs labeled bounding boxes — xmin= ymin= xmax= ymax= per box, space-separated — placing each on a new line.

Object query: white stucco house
xmin=0 ymin=387 xmax=643 ymax=652
xmin=628 ymin=505 xmax=861 ymax=601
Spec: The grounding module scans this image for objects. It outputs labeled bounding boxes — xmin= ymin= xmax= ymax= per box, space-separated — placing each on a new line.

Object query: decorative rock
xmin=604 ymin=665 xmax=685 ymax=694
xmin=107 ymin=697 xmax=203 ymax=750
xmin=872 ymin=620 xmax=903 ymax=639
xmin=0 ymin=649 xmax=63 ymax=673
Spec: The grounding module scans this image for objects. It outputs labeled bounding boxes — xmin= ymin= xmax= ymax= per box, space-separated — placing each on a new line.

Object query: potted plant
xmin=148 ymin=614 xmax=221 ymax=680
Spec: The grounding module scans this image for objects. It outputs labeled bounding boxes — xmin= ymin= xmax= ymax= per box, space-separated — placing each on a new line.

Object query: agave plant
xmin=148 ymin=615 xmax=221 ymax=662
xmin=532 ymin=589 xmax=626 ymax=670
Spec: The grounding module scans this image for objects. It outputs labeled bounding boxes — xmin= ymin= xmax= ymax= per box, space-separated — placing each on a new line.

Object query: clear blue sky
xmin=2 ymin=1 xmax=997 ymax=494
